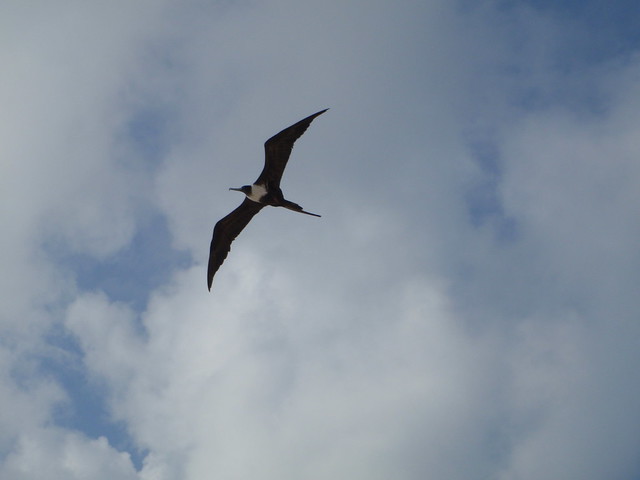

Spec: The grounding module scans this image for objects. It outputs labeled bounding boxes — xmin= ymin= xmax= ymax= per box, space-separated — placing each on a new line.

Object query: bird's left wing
xmin=208 ymin=198 xmax=266 ymax=290
xmin=255 ymin=108 xmax=328 ymax=188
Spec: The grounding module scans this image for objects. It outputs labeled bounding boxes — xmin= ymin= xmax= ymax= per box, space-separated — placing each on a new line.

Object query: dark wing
xmin=255 ymin=108 xmax=328 ymax=188
xmin=208 ymin=198 xmax=266 ymax=290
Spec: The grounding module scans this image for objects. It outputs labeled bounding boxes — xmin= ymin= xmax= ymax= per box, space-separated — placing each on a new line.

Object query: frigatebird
xmin=207 ymin=108 xmax=327 ymax=290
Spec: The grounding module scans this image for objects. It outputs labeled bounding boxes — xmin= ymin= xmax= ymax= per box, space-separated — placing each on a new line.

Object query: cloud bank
xmin=2 ymin=1 xmax=640 ymax=479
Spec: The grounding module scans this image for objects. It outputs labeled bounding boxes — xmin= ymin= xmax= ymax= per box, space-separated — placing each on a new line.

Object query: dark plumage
xmin=207 ymin=109 xmax=327 ymax=290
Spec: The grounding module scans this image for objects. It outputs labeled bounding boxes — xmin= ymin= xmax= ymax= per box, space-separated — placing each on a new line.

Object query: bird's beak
xmin=229 ymin=187 xmax=242 ymax=192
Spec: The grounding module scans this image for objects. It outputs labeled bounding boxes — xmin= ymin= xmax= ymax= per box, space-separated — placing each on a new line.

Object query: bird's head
xmin=229 ymin=185 xmax=252 ymax=195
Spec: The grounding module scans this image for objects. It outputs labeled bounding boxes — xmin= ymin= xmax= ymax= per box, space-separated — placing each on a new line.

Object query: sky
xmin=2 ymin=0 xmax=640 ymax=479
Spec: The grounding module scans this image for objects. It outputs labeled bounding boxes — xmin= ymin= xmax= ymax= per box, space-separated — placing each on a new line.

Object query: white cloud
xmin=67 ymin=268 xmax=506 ymax=479
xmin=2 ymin=0 xmax=640 ymax=479
xmin=0 ymin=429 xmax=138 ymax=480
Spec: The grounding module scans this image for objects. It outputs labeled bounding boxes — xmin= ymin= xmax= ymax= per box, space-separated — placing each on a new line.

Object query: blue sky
xmin=2 ymin=1 xmax=640 ymax=478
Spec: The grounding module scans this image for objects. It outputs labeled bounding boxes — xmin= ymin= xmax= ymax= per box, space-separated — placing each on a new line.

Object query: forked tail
xmin=281 ymin=199 xmax=321 ymax=217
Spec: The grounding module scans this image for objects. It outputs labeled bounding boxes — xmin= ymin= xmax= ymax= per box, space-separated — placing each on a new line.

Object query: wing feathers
xmin=256 ymin=108 xmax=328 ymax=187
xmin=207 ymin=198 xmax=265 ymax=290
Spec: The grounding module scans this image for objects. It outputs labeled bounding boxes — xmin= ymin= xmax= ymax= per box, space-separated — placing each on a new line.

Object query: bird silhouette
xmin=207 ymin=109 xmax=327 ymax=290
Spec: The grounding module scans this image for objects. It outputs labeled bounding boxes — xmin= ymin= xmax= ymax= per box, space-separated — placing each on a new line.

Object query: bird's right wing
xmin=208 ymin=198 xmax=265 ymax=290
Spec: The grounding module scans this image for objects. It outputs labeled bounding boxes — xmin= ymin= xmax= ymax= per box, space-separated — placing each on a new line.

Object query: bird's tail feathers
xmin=299 ymin=209 xmax=321 ymax=217
xmin=281 ymin=200 xmax=321 ymax=217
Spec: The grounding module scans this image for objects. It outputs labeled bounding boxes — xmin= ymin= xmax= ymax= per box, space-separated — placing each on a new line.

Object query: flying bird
xmin=207 ymin=108 xmax=328 ymax=290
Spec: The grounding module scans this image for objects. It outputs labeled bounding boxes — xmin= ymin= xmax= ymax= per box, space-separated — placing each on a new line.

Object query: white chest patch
xmin=248 ymin=183 xmax=268 ymax=202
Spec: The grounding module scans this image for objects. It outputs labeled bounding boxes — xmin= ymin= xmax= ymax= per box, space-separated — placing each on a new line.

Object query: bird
xmin=207 ymin=108 xmax=328 ymax=290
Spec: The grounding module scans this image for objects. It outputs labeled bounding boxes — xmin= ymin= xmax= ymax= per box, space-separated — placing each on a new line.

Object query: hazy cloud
xmin=2 ymin=1 xmax=640 ymax=479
